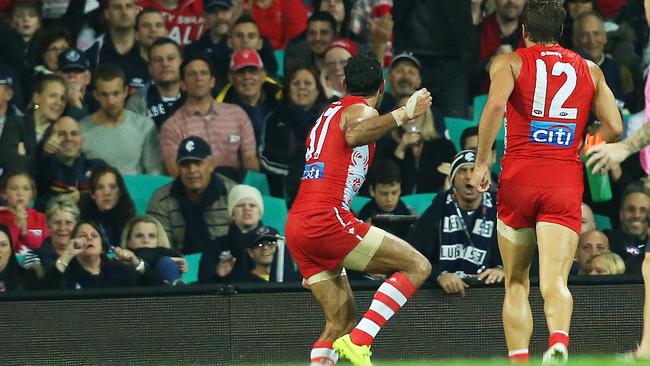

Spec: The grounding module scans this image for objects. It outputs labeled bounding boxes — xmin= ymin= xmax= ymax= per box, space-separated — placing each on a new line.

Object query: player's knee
xmin=539 ymin=279 xmax=569 ymax=299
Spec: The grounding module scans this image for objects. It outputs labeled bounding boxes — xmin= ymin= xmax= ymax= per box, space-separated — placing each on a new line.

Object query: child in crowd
xmin=0 ymin=171 xmax=48 ymax=253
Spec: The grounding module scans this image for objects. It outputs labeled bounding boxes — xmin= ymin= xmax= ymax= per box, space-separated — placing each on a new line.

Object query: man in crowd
xmin=284 ymin=11 xmax=338 ymax=74
xmin=217 ymin=49 xmax=281 ymax=145
xmin=148 ymin=136 xmax=235 ymax=253
xmin=136 ymin=0 xmax=205 ymax=46
xmin=35 ymin=116 xmax=107 ymax=210
xmin=134 ymin=7 xmax=169 ymax=62
xmin=160 ymin=54 xmax=259 ymax=177
xmin=408 ymin=150 xmax=503 ymax=295
xmin=58 ymin=48 xmax=93 ymax=120
xmin=80 ymin=64 xmax=163 ymax=175
xmin=86 ymin=0 xmax=149 ymax=93
xmin=127 ymin=37 xmax=185 ymax=129
xmin=575 ymin=230 xmax=610 ymax=274
xmin=607 ymin=184 xmax=650 ymax=274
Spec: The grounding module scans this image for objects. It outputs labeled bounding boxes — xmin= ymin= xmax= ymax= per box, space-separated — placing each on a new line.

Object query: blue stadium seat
xmin=274 ymin=50 xmax=285 ymax=77
xmin=182 ymin=252 xmax=202 ymax=284
xmin=401 ymin=193 xmax=436 ymax=216
xmin=351 ymin=196 xmax=372 ymax=215
xmin=594 ymin=214 xmax=612 ymax=231
xmin=444 ymin=117 xmax=477 ymax=151
xmin=123 ymin=175 xmax=173 ymax=215
xmin=473 ymin=94 xmax=488 ymax=123
xmin=263 ymin=195 xmax=288 ymax=235
xmin=243 ymin=170 xmax=271 ymax=196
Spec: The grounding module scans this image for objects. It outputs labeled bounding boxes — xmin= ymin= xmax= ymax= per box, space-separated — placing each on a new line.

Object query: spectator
xmin=250 ymin=0 xmax=308 ymax=50
xmin=160 ymin=54 xmax=259 ymax=177
xmin=0 ymin=67 xmax=18 ymax=160
xmin=260 ymin=66 xmax=327 ymax=198
xmin=81 ymin=64 xmax=163 ymax=175
xmin=561 ymin=0 xmax=596 ymax=48
xmin=575 ymin=229 xmax=610 ymax=274
xmin=393 ymin=0 xmax=472 ymax=117
xmin=5 ymin=0 xmax=43 ymax=98
xmin=34 ymin=27 xmax=72 ymax=77
xmin=239 ymin=227 xmax=282 ymax=282
xmin=407 ymin=150 xmax=502 ymax=295
xmin=37 ymin=196 xmax=79 ymax=271
xmin=476 ymin=0 xmax=525 ymax=93
xmin=85 ymin=0 xmax=149 ymax=93
xmin=134 ymin=7 xmax=169 ymax=62
xmin=148 ymin=136 xmax=236 ymax=253
xmin=587 ymin=252 xmax=626 ymax=275
xmin=581 ymin=202 xmax=597 ymax=235
xmin=57 ymin=48 xmax=93 ymax=120
xmin=321 ymin=39 xmax=356 ymax=100
xmin=121 ymin=215 xmax=187 ymax=285
xmin=194 ymin=0 xmax=234 ymax=48
xmin=607 ymin=184 xmax=650 ymax=274
xmin=217 ymin=48 xmax=282 ymax=145
xmin=136 ymin=0 xmax=205 ymax=46
xmin=573 ymin=11 xmax=626 ymax=108
xmin=284 ymin=12 xmax=338 ymax=74
xmin=0 ymin=171 xmax=49 ymax=253
xmin=457 ymin=126 xmax=497 ymax=186
xmin=0 ymin=74 xmax=66 ymax=175
xmin=40 ymin=220 xmax=162 ymax=289
xmin=199 ymin=184 xmax=295 ymax=283
xmin=358 ymin=159 xmax=412 ymax=238
xmin=0 ymin=224 xmax=41 ymax=291
xmin=79 ymin=166 xmax=136 ymax=250
xmin=35 ymin=116 xmax=107 ymax=211
xmin=126 ymin=37 xmax=186 ymax=130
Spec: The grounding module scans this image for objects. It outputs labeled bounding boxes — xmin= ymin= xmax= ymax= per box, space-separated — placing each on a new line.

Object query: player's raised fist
xmin=405 ymin=88 xmax=432 ymax=119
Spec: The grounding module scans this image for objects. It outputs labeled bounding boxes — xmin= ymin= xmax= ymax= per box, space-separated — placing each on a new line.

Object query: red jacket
xmin=252 ymin=0 xmax=307 ymax=50
xmin=137 ymin=0 xmax=205 ymax=46
xmin=0 ymin=208 xmax=49 ymax=252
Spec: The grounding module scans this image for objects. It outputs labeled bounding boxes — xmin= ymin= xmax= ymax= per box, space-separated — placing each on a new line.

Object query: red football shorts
xmin=285 ymin=207 xmax=371 ymax=279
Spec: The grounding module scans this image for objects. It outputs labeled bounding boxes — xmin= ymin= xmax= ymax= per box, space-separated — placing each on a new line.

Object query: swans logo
xmin=530 ymin=121 xmax=576 ymax=147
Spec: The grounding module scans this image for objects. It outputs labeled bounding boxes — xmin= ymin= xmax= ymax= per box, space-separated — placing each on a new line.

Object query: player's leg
xmin=333 ymin=226 xmax=431 ymax=363
xmin=636 ymin=253 xmax=650 ymax=359
xmin=536 ymin=222 xmax=578 ymax=364
xmin=309 ymin=269 xmax=357 ymax=365
xmin=497 ymin=220 xmax=536 ymax=363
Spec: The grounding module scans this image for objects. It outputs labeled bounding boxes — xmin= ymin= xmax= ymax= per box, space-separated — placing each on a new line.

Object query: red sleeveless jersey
xmin=291 ymin=96 xmax=376 ymax=212
xmin=501 ymin=44 xmax=595 ymax=186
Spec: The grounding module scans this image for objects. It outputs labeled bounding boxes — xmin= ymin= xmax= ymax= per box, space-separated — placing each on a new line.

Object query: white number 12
xmin=531 ymin=59 xmax=577 ymax=119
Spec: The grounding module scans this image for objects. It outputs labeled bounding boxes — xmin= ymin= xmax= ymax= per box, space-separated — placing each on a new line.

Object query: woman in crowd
xmin=34 ymin=27 xmax=71 ymax=76
xmin=259 ymin=66 xmax=327 ymax=198
xmin=41 ymin=220 xmax=162 ymax=289
xmin=37 ymin=196 xmax=79 ymax=270
xmin=0 ymin=170 xmax=48 ymax=253
xmin=121 ymin=215 xmax=187 ymax=285
xmin=79 ymin=166 xmax=135 ymax=250
xmin=0 ymin=74 xmax=67 ymax=174
xmin=588 ymin=252 xmax=626 ymax=275
xmin=0 ymin=224 xmax=40 ymax=291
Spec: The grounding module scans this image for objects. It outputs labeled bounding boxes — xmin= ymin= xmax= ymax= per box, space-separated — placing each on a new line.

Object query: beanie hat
xmin=450 ymin=150 xmax=476 ymax=184
xmin=227 ymin=185 xmax=264 ymax=216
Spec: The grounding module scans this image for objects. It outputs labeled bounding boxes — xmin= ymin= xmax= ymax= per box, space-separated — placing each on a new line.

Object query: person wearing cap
xmin=57 ymin=47 xmax=93 ymax=120
xmin=136 ymin=0 xmax=205 ymax=46
xmin=216 ymin=48 xmax=281 ymax=145
xmin=85 ymin=0 xmax=150 ymax=93
xmin=126 ymin=37 xmax=186 ymax=130
xmin=147 ymin=136 xmax=237 ymax=253
xmin=160 ymin=54 xmax=259 ymax=177
xmin=321 ymin=39 xmax=356 ymax=100
xmin=80 ymin=64 xmax=163 ymax=175
xmin=134 ymin=7 xmax=169 ymax=62
xmin=407 ymin=150 xmax=502 ymax=296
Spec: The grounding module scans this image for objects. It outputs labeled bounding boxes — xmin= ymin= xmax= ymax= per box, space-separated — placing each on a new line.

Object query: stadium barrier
xmin=0 ymin=276 xmax=643 ymax=365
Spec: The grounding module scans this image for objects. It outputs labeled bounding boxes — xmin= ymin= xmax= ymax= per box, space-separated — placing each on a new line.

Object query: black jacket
xmin=0 ymin=112 xmax=39 ymax=175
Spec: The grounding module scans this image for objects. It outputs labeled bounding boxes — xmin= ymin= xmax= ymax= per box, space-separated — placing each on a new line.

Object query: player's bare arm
xmin=341 ymin=89 xmax=432 ymax=147
xmin=588 ymin=60 xmax=623 ymax=142
xmin=470 ymin=53 xmax=518 ymax=192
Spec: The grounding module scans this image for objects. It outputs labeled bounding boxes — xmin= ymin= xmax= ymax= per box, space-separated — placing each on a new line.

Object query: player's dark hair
xmin=522 ymin=0 xmax=566 ymax=43
xmin=370 ymin=159 xmax=401 ymax=186
xmin=344 ymin=50 xmax=383 ymax=97
xmin=94 ymin=63 xmax=126 ymax=88
xmin=308 ymin=11 xmax=338 ymax=36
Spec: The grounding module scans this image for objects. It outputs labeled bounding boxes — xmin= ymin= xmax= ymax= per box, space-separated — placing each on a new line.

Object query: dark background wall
xmin=0 ymin=281 xmax=643 ymax=365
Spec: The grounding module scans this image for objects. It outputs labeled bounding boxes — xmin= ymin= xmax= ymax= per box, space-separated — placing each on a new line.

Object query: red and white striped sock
xmin=508 ymin=349 xmax=529 ymax=363
xmin=548 ymin=330 xmax=569 ymax=348
xmin=349 ymin=272 xmax=416 ymax=346
xmin=310 ymin=340 xmax=338 ymax=365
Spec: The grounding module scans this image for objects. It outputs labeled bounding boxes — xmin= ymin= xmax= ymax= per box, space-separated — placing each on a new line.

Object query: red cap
xmin=325 ymin=39 xmax=357 ymax=56
xmin=230 ymin=49 xmax=264 ymax=71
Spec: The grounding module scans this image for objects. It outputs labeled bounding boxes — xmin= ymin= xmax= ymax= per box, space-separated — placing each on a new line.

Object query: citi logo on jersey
xmin=529 ymin=120 xmax=576 ymax=147
xmin=302 ymin=162 xmax=325 ymax=180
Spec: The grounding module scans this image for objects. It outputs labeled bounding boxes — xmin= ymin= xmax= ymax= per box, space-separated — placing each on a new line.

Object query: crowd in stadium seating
xmin=0 ymin=0 xmax=646 ymax=293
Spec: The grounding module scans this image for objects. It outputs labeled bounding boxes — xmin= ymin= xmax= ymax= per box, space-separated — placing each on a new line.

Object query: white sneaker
xmin=542 ymin=343 xmax=568 ymax=365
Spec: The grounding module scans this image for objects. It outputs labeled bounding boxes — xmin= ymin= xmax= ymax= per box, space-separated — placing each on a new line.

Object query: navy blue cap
xmin=177 ymin=136 xmax=212 ymax=163
xmin=390 ymin=51 xmax=421 ymax=71
xmin=450 ymin=150 xmax=476 ymax=183
xmin=204 ymin=0 xmax=233 ymax=11
xmin=250 ymin=225 xmax=281 ymax=248
xmin=58 ymin=48 xmax=90 ymax=71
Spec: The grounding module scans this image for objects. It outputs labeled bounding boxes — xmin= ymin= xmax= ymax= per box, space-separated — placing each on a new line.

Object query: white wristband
xmin=391 ymin=109 xmax=404 ymax=127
